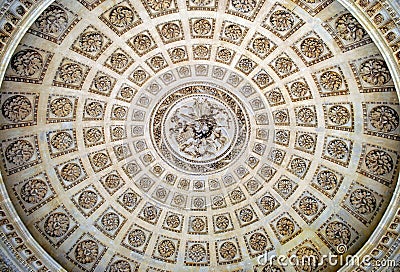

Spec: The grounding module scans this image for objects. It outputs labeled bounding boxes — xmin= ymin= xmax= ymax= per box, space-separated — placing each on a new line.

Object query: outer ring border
xmin=0 ymin=1 xmax=397 ymax=271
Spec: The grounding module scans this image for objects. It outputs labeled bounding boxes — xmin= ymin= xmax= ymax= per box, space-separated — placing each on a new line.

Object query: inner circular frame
xmin=149 ymin=82 xmax=251 ymax=175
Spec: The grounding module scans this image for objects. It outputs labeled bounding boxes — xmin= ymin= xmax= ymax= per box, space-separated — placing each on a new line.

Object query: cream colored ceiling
xmin=0 ymin=0 xmax=399 ymax=271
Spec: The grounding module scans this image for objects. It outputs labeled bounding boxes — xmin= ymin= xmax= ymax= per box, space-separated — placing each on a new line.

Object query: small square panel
xmin=215 ymin=237 xmax=242 ymax=265
xmin=294 ymin=105 xmax=317 ymax=127
xmin=113 ymin=143 xmax=131 ymax=161
xmin=317 ymin=214 xmax=360 ymax=254
xmin=106 ymin=254 xmax=139 ymax=272
xmin=138 ymin=202 xmax=161 ymax=225
xmin=290 ymin=0 xmax=335 ymax=16
xmin=322 ymin=135 xmax=353 ymax=167
xmin=111 ymin=104 xmax=128 ymax=120
xmin=1 ymin=135 xmax=41 ymax=175
xmin=146 ymin=53 xmax=168 ymax=73
xmin=186 ymin=0 xmax=219 ymax=11
xmin=227 ymin=72 xmax=243 ymax=87
xmin=274 ymin=129 xmax=290 ymax=146
xmin=247 ymin=32 xmax=277 ymax=59
xmin=129 ymin=66 xmax=150 ymax=86
xmin=256 ymin=192 xmax=280 ymax=216
xmin=135 ymin=175 xmax=155 ymax=193
xmin=256 ymin=128 xmax=269 ymax=141
xmin=188 ymin=216 xmax=208 ymax=235
xmin=235 ymin=165 xmax=249 ymax=179
xmin=262 ymin=3 xmax=305 ymax=40
xmin=291 ymin=31 xmax=333 ymax=66
xmin=117 ymin=188 xmax=142 ymax=213
xmin=162 ymin=211 xmax=184 ymax=233
xmin=235 ymin=204 xmax=259 ymax=227
xmin=110 ymin=125 xmax=127 ymax=141
xmin=269 ymin=53 xmax=299 ymax=79
xmin=357 ymin=144 xmax=399 ymax=187
xmin=323 ymin=11 xmax=372 ymax=52
xmin=341 ymin=181 xmax=384 ymax=226
xmin=190 ymin=18 xmax=215 ymax=39
xmin=268 ymin=148 xmax=286 ymax=165
xmin=349 ymin=55 xmax=395 ymax=93
xmin=222 ymin=173 xmax=236 ymax=187
xmin=362 ymin=102 xmax=400 ymax=141
xmin=270 ymin=212 xmax=302 ymax=244
xmin=212 ymin=212 xmax=234 ymax=233
xmin=46 ymin=95 xmax=78 ymax=123
xmin=272 ymin=109 xmax=289 ymax=126
xmin=83 ymin=126 xmax=105 ymax=147
xmin=88 ymin=149 xmax=112 ymax=172
xmin=252 ymin=69 xmax=274 ymax=89
xmin=5 ymin=45 xmax=53 ymax=84
xmin=12 ymin=172 xmax=56 ymax=215
xmin=70 ymin=25 xmax=112 ymax=60
xmin=287 ymin=239 xmax=327 ymax=271
xmin=185 ymin=241 xmax=210 ymax=266
xmin=104 ymin=47 xmax=134 ymax=74
xmin=225 ymin=0 xmax=265 ymax=21
xmin=311 ymin=165 xmax=344 ymax=199
xmin=141 ymin=0 xmax=178 ymax=18
xmin=94 ymin=206 xmax=127 ymax=239
xmin=151 ymin=185 xmax=170 ymax=203
xmin=83 ymin=98 xmax=107 ymax=121
xmin=264 ymin=87 xmax=285 ymax=107
xmin=54 ymin=158 xmax=88 ymax=189
xmin=193 ymin=44 xmax=211 ymax=60
xmin=67 ymin=233 xmax=107 ymax=271
xmin=52 ymin=58 xmax=90 ymax=90
xmin=245 ymin=156 xmax=260 ymax=169
xmin=116 ymin=84 xmax=137 ymax=103
xmin=27 ymin=3 xmax=79 ymax=44
xmin=244 ymin=177 xmax=262 ymax=195
xmin=71 ymin=184 xmax=104 ymax=217
xmin=323 ymin=103 xmax=354 ymax=131
xmin=229 ymin=187 xmax=246 ymax=204
xmin=219 ymin=21 xmax=248 ymax=45
xmin=292 ymin=191 xmax=327 ymax=224
xmin=208 ymin=178 xmax=221 ymax=191
xmin=100 ymin=170 xmax=125 ymax=196
xmin=0 ymin=92 xmax=39 ymax=129
xmin=273 ymin=175 xmax=298 ymax=200
xmin=295 ymin=131 xmax=317 ymax=154
xmin=99 ymin=0 xmax=142 ymax=35
xmin=215 ymin=46 xmax=236 ymax=64
xmin=121 ymin=223 xmax=152 ymax=254
xmin=77 ymin=0 xmax=106 ymax=10
xmin=312 ymin=65 xmax=349 ymax=97
xmin=168 ymin=46 xmax=188 ymax=63
xmin=34 ymin=204 xmax=78 ymax=248
xmin=128 ymin=30 xmax=157 ymax=56
xmin=152 ymin=235 xmax=180 ymax=263
xmin=244 ymin=227 xmax=273 ymax=258
xmin=257 ymin=163 xmax=277 ymax=182
xmin=46 ymin=129 xmax=77 ymax=158
xmin=191 ymin=196 xmax=207 ymax=211
xmin=176 ymin=66 xmax=192 ymax=78
xmin=210 ymin=194 xmax=227 ymax=209
xmin=287 ymin=155 xmax=311 ymax=179
xmin=156 ymin=20 xmax=184 ymax=44
xmin=235 ymin=55 xmax=257 ymax=75
xmin=285 ymin=77 xmax=313 ymax=102
xmin=171 ymin=193 xmax=187 ymax=209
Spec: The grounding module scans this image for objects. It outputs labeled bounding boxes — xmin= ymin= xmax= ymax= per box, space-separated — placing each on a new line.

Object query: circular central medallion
xmin=150 ymin=83 xmax=250 ymax=175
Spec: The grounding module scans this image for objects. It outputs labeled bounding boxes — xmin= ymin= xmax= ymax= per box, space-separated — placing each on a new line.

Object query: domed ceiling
xmin=0 ymin=0 xmax=399 ymax=271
